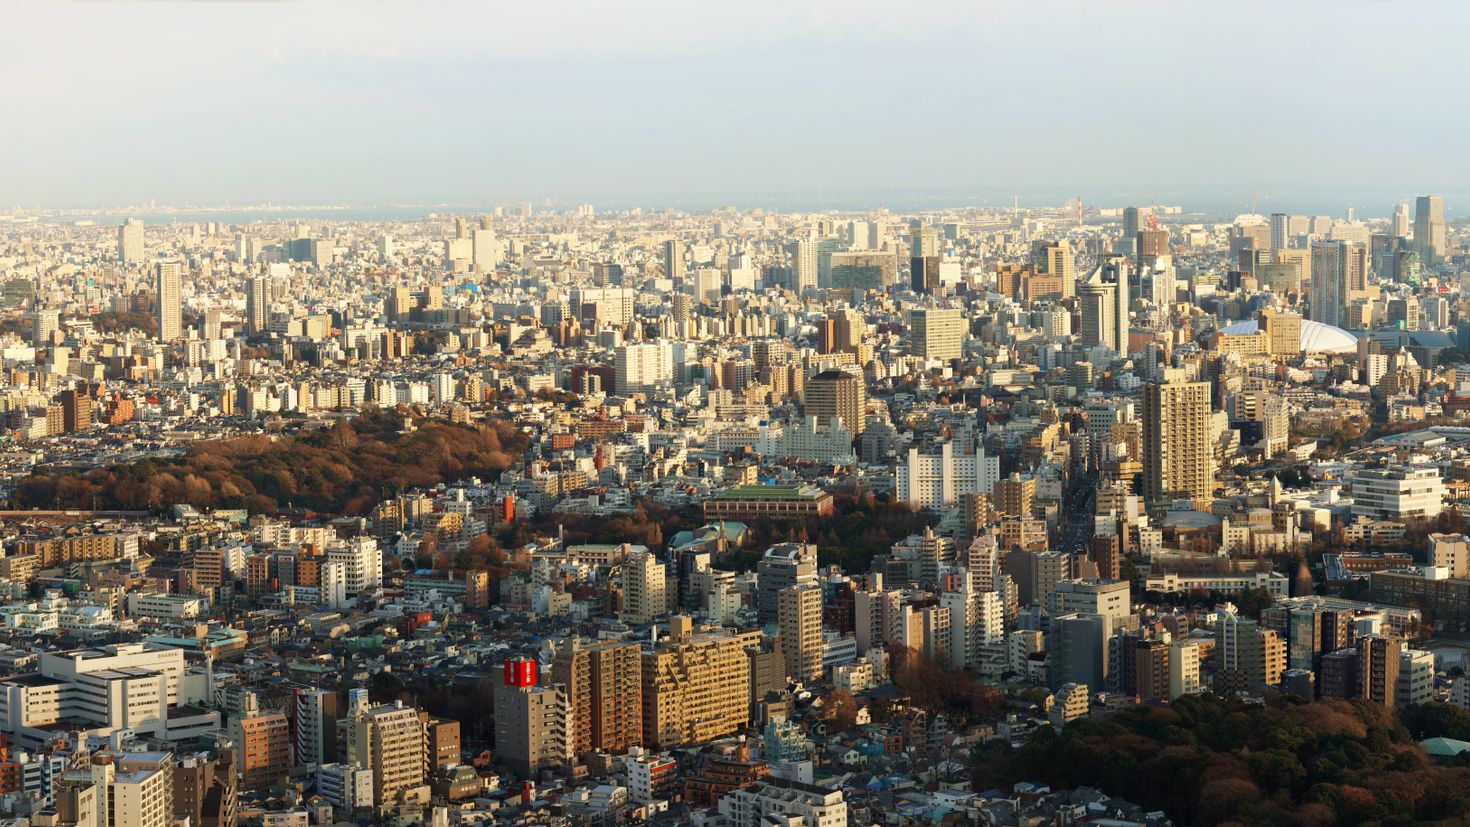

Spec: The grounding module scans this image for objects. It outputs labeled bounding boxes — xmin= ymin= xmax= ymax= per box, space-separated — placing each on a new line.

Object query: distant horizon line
xmin=5 ymin=184 xmax=1462 ymax=222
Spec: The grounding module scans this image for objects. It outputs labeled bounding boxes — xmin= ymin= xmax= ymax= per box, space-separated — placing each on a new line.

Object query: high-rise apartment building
xmin=663 ymin=238 xmax=685 ymax=284
xmin=347 ymin=697 xmax=428 ymax=806
xmin=246 ymin=275 xmax=272 ymax=335
xmin=804 ymin=369 xmax=865 ymax=435
xmin=1141 ymin=374 xmax=1213 ymax=509
xmin=641 ymin=618 xmax=759 ymax=750
xmin=156 ymin=261 xmax=183 ymax=342
xmin=231 ymin=712 xmax=290 ymax=791
xmin=909 ymin=307 xmax=963 ymax=361
xmin=777 ymin=583 xmax=823 ymax=684
xmin=1308 ymin=241 xmax=1346 ymax=329
xmin=552 ymin=640 xmax=643 ymax=759
xmin=1357 ymin=634 xmax=1403 ymax=707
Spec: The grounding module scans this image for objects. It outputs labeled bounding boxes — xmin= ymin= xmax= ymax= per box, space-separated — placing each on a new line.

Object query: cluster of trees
xmin=971 ymin=694 xmax=1470 ymax=826
xmin=725 ymin=491 xmax=932 ymax=571
xmin=14 ymin=410 xmax=527 ymax=516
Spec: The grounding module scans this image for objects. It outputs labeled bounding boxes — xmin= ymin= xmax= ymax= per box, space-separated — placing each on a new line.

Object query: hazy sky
xmin=2 ymin=0 xmax=1467 ymax=210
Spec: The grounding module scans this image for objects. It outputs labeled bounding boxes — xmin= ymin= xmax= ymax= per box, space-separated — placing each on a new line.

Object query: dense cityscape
xmin=7 ymin=2 xmax=1470 ymax=827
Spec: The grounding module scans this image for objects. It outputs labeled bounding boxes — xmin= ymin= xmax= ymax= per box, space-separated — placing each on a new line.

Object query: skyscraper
xmin=117 ymin=218 xmax=144 ymax=265
xmin=1269 ymin=213 xmax=1289 ymax=251
xmin=1414 ymin=195 xmax=1446 ymax=264
xmin=662 ymin=238 xmax=685 ymax=284
xmin=1392 ymin=202 xmax=1410 ymax=239
xmin=246 ymin=275 xmax=272 ymax=336
xmin=909 ymin=307 xmax=964 ymax=361
xmin=909 ymin=222 xmax=941 ymax=293
xmin=1141 ymin=373 xmax=1213 ymax=509
xmin=789 ymin=239 xmax=817 ymax=293
xmin=156 ymin=260 xmax=182 ymax=342
xmin=1308 ymin=241 xmax=1346 ymax=328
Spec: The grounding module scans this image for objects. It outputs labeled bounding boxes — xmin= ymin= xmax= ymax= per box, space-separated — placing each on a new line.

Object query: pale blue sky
xmin=1 ymin=0 xmax=1465 ymax=211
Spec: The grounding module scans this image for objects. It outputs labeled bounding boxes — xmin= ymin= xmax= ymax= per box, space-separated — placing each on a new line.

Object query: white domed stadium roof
xmin=1221 ymin=318 xmax=1357 ymax=353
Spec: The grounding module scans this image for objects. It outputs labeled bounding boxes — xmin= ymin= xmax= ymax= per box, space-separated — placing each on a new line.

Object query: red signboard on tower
xmin=503 ymin=658 xmax=536 ymax=687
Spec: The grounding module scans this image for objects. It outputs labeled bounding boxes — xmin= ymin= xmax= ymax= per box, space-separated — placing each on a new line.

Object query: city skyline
xmin=4 ymin=0 xmax=1469 ymax=207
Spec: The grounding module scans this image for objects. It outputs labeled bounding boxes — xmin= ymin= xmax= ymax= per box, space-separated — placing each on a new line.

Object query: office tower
xmin=156 ymin=261 xmax=182 ymax=342
xmin=1141 ymin=374 xmax=1213 ymax=509
xmin=756 ymin=543 xmax=817 ymax=624
xmin=552 ymin=640 xmax=643 ymax=759
xmin=641 ymin=618 xmax=760 ymax=749
xmin=1259 ymin=308 xmax=1302 ymax=357
xmin=494 ymin=659 xmax=571 ymax=779
xmin=910 ymin=222 xmax=941 ymax=293
xmin=663 ymin=238 xmax=685 ymax=284
xmin=1136 ymin=229 xmax=1169 ymax=268
xmin=909 ymin=307 xmax=963 ymax=361
xmin=294 ymin=688 xmax=340 ymax=769
xmin=1108 ymin=256 xmax=1130 ymax=354
xmin=59 ymin=388 xmax=92 ymax=433
xmin=348 ymin=698 xmax=429 ymax=805
xmin=778 ymin=583 xmax=823 ymax=683
xmin=804 ymin=369 xmax=865 ymax=435
xmin=1393 ymin=202 xmax=1410 ymax=239
xmin=246 ymin=275 xmax=272 ymax=335
xmin=789 ymin=239 xmax=817 ymax=293
xmin=1123 ymin=205 xmax=1146 ymax=248
xmin=1308 ymin=241 xmax=1346 ymax=329
xmin=1357 ymin=634 xmax=1403 ymax=707
xmin=117 ymin=218 xmax=144 ymax=265
xmin=1269 ymin=213 xmax=1289 ymax=251
xmin=829 ymin=251 xmax=898 ymax=291
xmin=231 ymin=711 xmax=291 ymax=791
xmin=1033 ymin=239 xmax=1075 ymax=298
xmin=623 ymin=548 xmax=667 ymax=624
xmin=1414 ymin=195 xmax=1446 ymax=264
xmin=1077 ymin=269 xmax=1118 ymax=352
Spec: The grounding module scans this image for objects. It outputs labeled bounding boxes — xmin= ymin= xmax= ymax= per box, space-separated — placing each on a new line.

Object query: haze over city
xmin=2 ymin=3 xmax=1470 ymax=827
xmin=4 ymin=0 xmax=1469 ymax=212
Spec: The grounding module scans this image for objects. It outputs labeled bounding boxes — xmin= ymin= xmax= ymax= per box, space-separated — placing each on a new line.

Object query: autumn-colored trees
xmin=14 ymin=412 xmax=528 ymax=516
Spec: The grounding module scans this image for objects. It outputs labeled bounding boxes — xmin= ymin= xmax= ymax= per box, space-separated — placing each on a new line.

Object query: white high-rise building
xmin=614 ymin=342 xmax=674 ymax=395
xmin=896 ymin=439 xmax=1000 ymax=510
xmin=118 ymin=218 xmax=144 ymax=265
xmin=622 ymin=549 xmax=667 ymax=624
xmin=326 ymin=537 xmax=383 ymax=600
